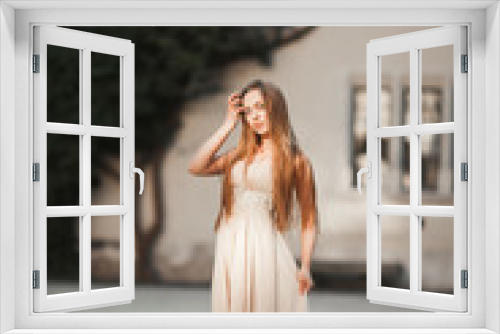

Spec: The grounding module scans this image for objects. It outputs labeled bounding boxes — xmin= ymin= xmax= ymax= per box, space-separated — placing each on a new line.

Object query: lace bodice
xmin=231 ymin=156 xmax=274 ymax=214
xmin=228 ymin=153 xmax=302 ymax=236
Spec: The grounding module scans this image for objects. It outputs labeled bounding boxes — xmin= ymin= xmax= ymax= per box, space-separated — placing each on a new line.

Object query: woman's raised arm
xmin=188 ymin=92 xmax=243 ymax=176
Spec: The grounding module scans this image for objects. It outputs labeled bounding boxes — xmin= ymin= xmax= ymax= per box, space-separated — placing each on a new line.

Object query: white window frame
xmin=0 ymin=1 xmax=498 ymax=333
xmin=365 ymin=26 xmax=468 ymax=312
xmin=33 ymin=25 xmax=136 ymax=313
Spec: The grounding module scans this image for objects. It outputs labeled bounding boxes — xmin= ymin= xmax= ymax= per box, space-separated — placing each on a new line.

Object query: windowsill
xmin=3 ymin=329 xmax=497 ymax=334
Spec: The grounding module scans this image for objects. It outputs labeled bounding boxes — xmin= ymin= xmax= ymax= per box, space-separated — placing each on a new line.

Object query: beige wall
xmin=94 ymin=26 xmax=456 ymax=287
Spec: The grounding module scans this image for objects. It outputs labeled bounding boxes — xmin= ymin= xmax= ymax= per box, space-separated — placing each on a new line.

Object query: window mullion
xmin=409 ymin=47 xmax=420 ymax=294
xmin=82 ymin=47 xmax=91 ymax=294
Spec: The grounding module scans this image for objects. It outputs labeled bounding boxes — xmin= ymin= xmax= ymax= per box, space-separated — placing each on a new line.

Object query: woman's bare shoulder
xmin=220 ymin=147 xmax=244 ymax=172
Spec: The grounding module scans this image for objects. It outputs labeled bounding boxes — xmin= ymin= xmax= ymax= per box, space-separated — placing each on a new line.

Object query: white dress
xmin=211 ymin=155 xmax=307 ymax=312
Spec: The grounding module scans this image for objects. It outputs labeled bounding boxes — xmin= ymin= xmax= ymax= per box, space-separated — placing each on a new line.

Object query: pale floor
xmin=45 ymin=283 xmax=429 ymax=313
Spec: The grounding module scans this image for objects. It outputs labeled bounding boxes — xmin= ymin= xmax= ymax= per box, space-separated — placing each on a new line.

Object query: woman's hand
xmin=226 ymin=92 xmax=244 ymax=128
xmin=297 ymin=267 xmax=314 ymax=296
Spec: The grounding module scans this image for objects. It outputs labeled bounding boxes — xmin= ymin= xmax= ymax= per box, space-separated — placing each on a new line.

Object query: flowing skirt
xmin=211 ymin=208 xmax=307 ymax=312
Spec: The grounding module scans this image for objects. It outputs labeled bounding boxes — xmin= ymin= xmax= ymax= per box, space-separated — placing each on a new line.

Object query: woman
xmin=188 ymin=79 xmax=319 ymax=312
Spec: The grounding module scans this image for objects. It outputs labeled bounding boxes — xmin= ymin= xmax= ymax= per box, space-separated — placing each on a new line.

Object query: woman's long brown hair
xmin=214 ymin=79 xmax=315 ymax=234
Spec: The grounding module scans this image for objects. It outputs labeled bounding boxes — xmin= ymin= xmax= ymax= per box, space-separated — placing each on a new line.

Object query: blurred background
xmin=45 ymin=26 xmax=454 ymax=312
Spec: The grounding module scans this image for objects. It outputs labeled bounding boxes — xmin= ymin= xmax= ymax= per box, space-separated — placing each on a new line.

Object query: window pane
xmin=47 ymin=216 xmax=80 ymax=295
xmin=47 ymin=133 xmax=80 ymax=206
xmin=403 ymin=86 xmax=448 ymax=126
xmin=47 ymin=45 xmax=80 ymax=124
xmin=380 ymin=136 xmax=410 ymax=205
xmin=421 ymin=133 xmax=454 ymax=206
xmin=380 ymin=215 xmax=410 ymax=290
xmin=380 ymin=51 xmax=410 ymax=127
xmin=421 ymin=216 xmax=454 ymax=295
xmin=351 ymin=86 xmax=391 ymax=188
xmin=421 ymin=45 xmax=454 ymax=124
xmin=92 ymin=215 xmax=121 ymax=290
xmin=91 ymin=51 xmax=121 ymax=127
xmin=91 ymin=137 xmax=121 ymax=206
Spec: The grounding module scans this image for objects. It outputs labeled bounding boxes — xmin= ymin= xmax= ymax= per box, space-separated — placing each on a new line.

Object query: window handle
xmin=357 ymin=161 xmax=372 ymax=195
xmin=129 ymin=161 xmax=145 ymax=195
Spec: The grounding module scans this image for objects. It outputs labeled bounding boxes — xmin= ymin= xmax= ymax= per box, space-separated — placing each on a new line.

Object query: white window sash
xmin=32 ymin=25 xmax=136 ymax=313
xmin=365 ymin=25 xmax=467 ymax=312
